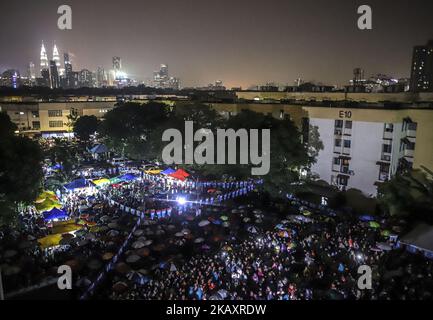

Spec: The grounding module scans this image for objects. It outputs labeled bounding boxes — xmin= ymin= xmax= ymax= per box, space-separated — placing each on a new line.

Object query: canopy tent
xmin=400 ymin=223 xmax=433 ymax=256
xmin=118 ymin=173 xmax=139 ymax=182
xmin=169 ymin=169 xmax=190 ymax=181
xmin=43 ymin=208 xmax=69 ymax=221
xmin=35 ymin=198 xmax=62 ymax=212
xmin=64 ymin=178 xmax=94 ymax=191
xmin=35 ymin=191 xmax=58 ymax=203
xmin=92 ymin=178 xmax=111 ymax=186
xmin=161 ymin=168 xmax=176 ymax=175
xmin=89 ymin=144 xmax=109 ymax=154
xmin=145 ymin=169 xmax=162 ymax=174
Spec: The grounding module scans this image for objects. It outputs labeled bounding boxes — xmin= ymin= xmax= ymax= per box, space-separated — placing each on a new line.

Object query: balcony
xmin=343 ymin=128 xmax=352 ymax=136
xmin=332 ymin=164 xmax=340 ymax=172
xmin=333 ymin=146 xmax=342 ymax=153
xmin=342 ymin=147 xmax=351 ymax=154
xmin=378 ymin=172 xmax=389 ymax=181
xmin=404 ymin=148 xmax=414 ymax=158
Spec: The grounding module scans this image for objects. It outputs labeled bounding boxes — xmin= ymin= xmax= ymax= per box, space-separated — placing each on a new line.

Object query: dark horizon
xmin=1 ymin=0 xmax=433 ymax=88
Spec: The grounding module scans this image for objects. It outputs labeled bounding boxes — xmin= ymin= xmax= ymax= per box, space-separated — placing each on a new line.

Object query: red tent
xmin=169 ymin=169 xmax=190 ymax=181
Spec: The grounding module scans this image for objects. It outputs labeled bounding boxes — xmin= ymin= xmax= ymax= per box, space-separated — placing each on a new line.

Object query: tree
xmin=98 ymin=102 xmax=171 ymax=160
xmin=0 ymin=112 xmax=17 ymax=137
xmin=377 ymin=167 xmax=433 ymax=223
xmin=44 ymin=139 xmax=79 ymax=181
xmin=73 ymin=115 xmax=99 ymax=141
xmin=187 ymin=110 xmax=316 ymax=198
xmin=0 ymin=113 xmax=43 ymax=225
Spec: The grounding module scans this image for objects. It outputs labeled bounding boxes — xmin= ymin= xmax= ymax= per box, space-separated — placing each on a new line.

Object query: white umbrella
xmin=133 ymin=229 xmax=145 ymax=237
xmin=132 ymin=241 xmax=145 ymax=249
xmin=175 ymin=232 xmax=183 ymax=237
xmin=194 ymin=237 xmax=205 ymax=243
xmin=253 ymin=209 xmax=262 ymax=214
xmin=143 ymin=239 xmax=153 ymax=246
xmin=198 ymin=220 xmax=210 ymax=227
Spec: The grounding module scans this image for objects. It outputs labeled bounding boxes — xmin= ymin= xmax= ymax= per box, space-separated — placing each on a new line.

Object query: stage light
xmin=176 ymin=196 xmax=186 ymax=205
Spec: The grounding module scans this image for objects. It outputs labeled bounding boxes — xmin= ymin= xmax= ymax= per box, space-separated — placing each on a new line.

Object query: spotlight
xmin=176 ymin=196 xmax=187 ymax=205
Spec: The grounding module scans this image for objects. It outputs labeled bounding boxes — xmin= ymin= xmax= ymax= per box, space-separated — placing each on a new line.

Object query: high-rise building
xmin=96 ymin=67 xmax=107 ymax=87
xmin=27 ymin=62 xmax=36 ymax=83
xmin=0 ymin=69 xmax=21 ymax=88
xmin=49 ymin=60 xmax=60 ymax=89
xmin=63 ymin=53 xmax=74 ymax=88
xmin=40 ymin=41 xmax=49 ymax=74
xmin=53 ymin=43 xmax=64 ymax=76
xmin=113 ymin=57 xmax=122 ymax=72
xmin=410 ymin=40 xmax=433 ymax=92
xmin=153 ymin=64 xmax=180 ymax=89
xmin=79 ymin=69 xmax=94 ymax=87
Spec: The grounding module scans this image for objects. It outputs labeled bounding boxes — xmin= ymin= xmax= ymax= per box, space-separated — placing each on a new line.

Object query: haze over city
xmin=1 ymin=0 xmax=433 ymax=88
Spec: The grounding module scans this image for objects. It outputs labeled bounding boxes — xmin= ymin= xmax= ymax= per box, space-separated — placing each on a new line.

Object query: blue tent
xmin=64 ymin=178 xmax=93 ymax=191
xmin=118 ymin=173 xmax=139 ymax=182
xmin=43 ymin=208 xmax=69 ymax=221
xmin=51 ymin=163 xmax=63 ymax=170
xmin=359 ymin=215 xmax=375 ymax=222
xmin=161 ymin=168 xmax=175 ymax=175
xmin=89 ymin=144 xmax=109 ymax=154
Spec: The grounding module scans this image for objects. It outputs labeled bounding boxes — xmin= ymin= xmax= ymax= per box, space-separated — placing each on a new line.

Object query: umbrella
xmin=253 ymin=209 xmax=262 ymax=214
xmin=102 ymin=252 xmax=114 ymax=261
xmin=194 ymin=237 xmax=205 ymax=243
xmin=75 ymin=277 xmax=91 ymax=288
xmin=278 ymin=231 xmax=289 ymax=238
xmin=212 ymin=219 xmax=222 ymax=225
xmin=220 ymin=216 xmax=229 ymax=221
xmin=377 ymin=242 xmax=392 ymax=251
xmin=107 ymin=230 xmax=120 ymax=237
xmin=243 ymin=218 xmax=250 ymax=223
xmin=112 ymin=281 xmax=128 ymax=293
xmin=143 ymin=239 xmax=153 ymax=246
xmin=369 ymin=221 xmax=380 ymax=229
xmin=181 ymin=229 xmax=191 ymax=235
xmin=27 ymin=235 xmax=36 ymax=241
xmin=133 ymin=229 xmax=145 ymax=237
xmin=302 ymin=210 xmax=312 ymax=216
xmin=255 ymin=219 xmax=263 ymax=224
xmin=175 ymin=232 xmax=183 ymax=237
xmin=247 ymin=226 xmax=258 ymax=234
xmin=132 ymin=241 xmax=146 ymax=249
xmin=115 ymin=262 xmax=131 ymax=274
xmin=127 ymin=271 xmax=149 ymax=285
xmin=198 ymin=220 xmax=210 ymax=227
xmin=381 ymin=230 xmax=391 ymax=237
xmin=359 ymin=215 xmax=375 ymax=222
xmin=170 ymin=263 xmax=177 ymax=272
xmin=87 ymin=259 xmax=102 ymax=270
xmin=136 ymin=248 xmax=150 ymax=257
xmin=231 ymin=209 xmax=239 ymax=214
xmin=201 ymin=244 xmax=211 ymax=250
xmin=222 ymin=222 xmax=230 ymax=228
xmin=209 ymin=295 xmax=222 ymax=300
xmin=126 ymin=255 xmax=141 ymax=264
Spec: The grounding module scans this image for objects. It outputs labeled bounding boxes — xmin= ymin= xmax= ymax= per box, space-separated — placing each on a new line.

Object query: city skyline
xmin=1 ymin=0 xmax=433 ymax=88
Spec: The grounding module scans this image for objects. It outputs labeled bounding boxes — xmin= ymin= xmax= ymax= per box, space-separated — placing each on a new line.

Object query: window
xmin=32 ymin=121 xmax=40 ymax=130
xmin=338 ymin=175 xmax=348 ymax=186
xmin=49 ymin=121 xmax=63 ymax=128
xmin=382 ymin=144 xmax=392 ymax=153
xmin=335 ymin=120 xmax=343 ymax=128
xmin=333 ymin=158 xmax=340 ymax=165
xmin=335 ymin=139 xmax=342 ymax=147
xmin=384 ymin=123 xmax=393 ymax=132
xmin=48 ymin=110 xmax=63 ymax=117
xmin=345 ymin=121 xmax=352 ymax=129
xmin=343 ymin=140 xmax=351 ymax=148
xmin=407 ymin=123 xmax=418 ymax=131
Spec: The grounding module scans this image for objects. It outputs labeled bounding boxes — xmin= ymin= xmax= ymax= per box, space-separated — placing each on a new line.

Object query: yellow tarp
xmin=35 ymin=198 xmax=62 ymax=212
xmin=144 ymin=169 xmax=162 ymax=174
xmin=51 ymin=220 xmax=83 ymax=234
xmin=35 ymin=191 xmax=58 ymax=203
xmin=92 ymin=178 xmax=110 ymax=186
xmin=38 ymin=234 xmax=63 ymax=249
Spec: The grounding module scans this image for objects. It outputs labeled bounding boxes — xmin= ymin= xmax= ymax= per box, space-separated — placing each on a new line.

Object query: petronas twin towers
xmin=40 ymin=41 xmax=62 ymax=75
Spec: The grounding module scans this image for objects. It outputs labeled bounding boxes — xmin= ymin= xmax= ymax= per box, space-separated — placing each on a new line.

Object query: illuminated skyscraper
xmin=49 ymin=60 xmax=60 ymax=89
xmin=40 ymin=41 xmax=49 ymax=74
xmin=113 ymin=57 xmax=122 ymax=72
xmin=27 ymin=62 xmax=36 ymax=80
xmin=63 ymin=53 xmax=73 ymax=88
xmin=410 ymin=40 xmax=433 ymax=92
xmin=53 ymin=43 xmax=64 ymax=76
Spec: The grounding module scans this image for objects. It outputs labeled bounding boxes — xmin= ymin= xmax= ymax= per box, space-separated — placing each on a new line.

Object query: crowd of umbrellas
xmin=1 ymin=162 xmax=433 ymax=300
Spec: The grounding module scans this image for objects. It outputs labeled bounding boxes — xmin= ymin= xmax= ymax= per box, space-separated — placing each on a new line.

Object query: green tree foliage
xmin=73 ymin=115 xmax=99 ymax=141
xmin=377 ymin=168 xmax=433 ymax=223
xmin=44 ymin=139 xmax=79 ymax=181
xmin=98 ymin=102 xmax=171 ymax=160
xmin=0 ymin=113 xmax=43 ymax=225
xmin=0 ymin=111 xmax=17 ymax=137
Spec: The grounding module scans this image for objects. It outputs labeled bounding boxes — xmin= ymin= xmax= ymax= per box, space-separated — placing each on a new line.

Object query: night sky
xmin=1 ymin=0 xmax=433 ymax=88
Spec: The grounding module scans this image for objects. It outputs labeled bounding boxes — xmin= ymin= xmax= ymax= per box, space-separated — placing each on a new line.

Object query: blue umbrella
xmin=359 ymin=215 xmax=375 ymax=222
